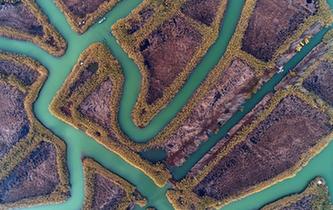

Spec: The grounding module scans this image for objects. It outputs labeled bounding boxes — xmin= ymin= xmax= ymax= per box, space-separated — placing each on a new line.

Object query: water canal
xmin=0 ymin=0 xmax=332 ymax=209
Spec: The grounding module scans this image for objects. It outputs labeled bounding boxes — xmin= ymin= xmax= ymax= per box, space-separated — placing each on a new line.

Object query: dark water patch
xmin=139 ymin=149 xmax=167 ymax=164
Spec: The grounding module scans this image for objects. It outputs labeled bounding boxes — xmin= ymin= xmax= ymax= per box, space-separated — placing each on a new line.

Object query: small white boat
xmin=98 ymin=17 xmax=107 ymax=24
xmin=277 ymin=66 xmax=284 ymax=73
xmin=79 ymin=20 xmax=86 ymax=26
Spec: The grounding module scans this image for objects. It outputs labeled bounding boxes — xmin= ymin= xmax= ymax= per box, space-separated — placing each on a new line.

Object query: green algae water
xmin=0 ymin=0 xmax=331 ymax=210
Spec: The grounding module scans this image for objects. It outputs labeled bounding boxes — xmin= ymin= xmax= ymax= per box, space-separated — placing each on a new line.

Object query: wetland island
xmin=0 ymin=0 xmax=333 ymax=209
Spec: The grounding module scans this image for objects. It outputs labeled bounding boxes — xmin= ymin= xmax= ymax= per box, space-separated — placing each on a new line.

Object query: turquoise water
xmin=171 ymin=26 xmax=332 ymax=180
xmin=116 ymin=0 xmax=245 ymax=142
xmin=0 ymin=0 xmax=330 ymax=209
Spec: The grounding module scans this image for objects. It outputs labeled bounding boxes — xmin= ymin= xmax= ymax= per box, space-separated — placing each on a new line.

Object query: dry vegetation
xmin=47 ymin=1 xmax=333 ymax=208
xmin=262 ymin=177 xmax=332 ymax=210
xmin=167 ymin=88 xmax=333 ymax=209
xmin=0 ymin=53 xmax=69 ymax=209
xmin=112 ymin=0 xmax=228 ymax=128
xmin=49 ymin=0 xmax=333 ymax=191
xmin=166 ymin=20 xmax=333 ymax=208
xmin=82 ymin=158 xmax=146 ymax=210
xmin=50 ymin=43 xmax=171 ymax=187
xmin=55 ymin=0 xmax=119 ymax=33
xmin=134 ymin=0 xmax=333 ymax=168
xmin=0 ymin=0 xmax=66 ymax=56
xmin=166 ymin=31 xmax=333 ymax=209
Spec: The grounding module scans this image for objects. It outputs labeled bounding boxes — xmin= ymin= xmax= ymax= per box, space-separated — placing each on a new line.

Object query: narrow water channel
xmin=171 ymin=27 xmax=332 ymax=180
xmin=115 ymin=0 xmax=245 ymax=142
xmin=0 ymin=0 xmax=331 ymax=210
xmin=0 ymin=0 xmax=173 ymax=209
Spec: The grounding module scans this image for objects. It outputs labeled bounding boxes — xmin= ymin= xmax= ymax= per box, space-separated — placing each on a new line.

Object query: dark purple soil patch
xmin=0 ymin=2 xmax=44 ymax=36
xmin=59 ymin=0 xmax=107 ymax=19
xmin=281 ymin=195 xmax=317 ymax=210
xmin=91 ymin=173 xmax=126 ymax=210
xmin=78 ymin=78 xmax=117 ymax=139
xmin=139 ymin=15 xmax=202 ymax=104
xmin=0 ymin=81 xmax=29 ymax=158
xmin=0 ymin=141 xmax=60 ymax=204
xmin=0 ymin=60 xmax=39 ymax=86
xmin=241 ymin=0 xmax=317 ymax=62
xmin=193 ymin=95 xmax=332 ymax=201
xmin=68 ymin=61 xmax=99 ymax=97
xmin=126 ymin=6 xmax=153 ymax=35
xmin=181 ymin=0 xmax=222 ymax=26
xmin=164 ymin=58 xmax=257 ymax=167
xmin=303 ymin=61 xmax=333 ymax=106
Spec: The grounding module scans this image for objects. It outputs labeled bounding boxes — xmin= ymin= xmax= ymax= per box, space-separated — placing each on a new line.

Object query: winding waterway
xmin=0 ymin=0 xmax=332 ymax=209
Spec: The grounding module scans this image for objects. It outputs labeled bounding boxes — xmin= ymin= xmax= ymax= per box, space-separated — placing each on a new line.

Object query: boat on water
xmin=295 ymin=36 xmax=311 ymax=52
xmin=277 ymin=66 xmax=284 ymax=73
xmin=98 ymin=17 xmax=107 ymax=24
